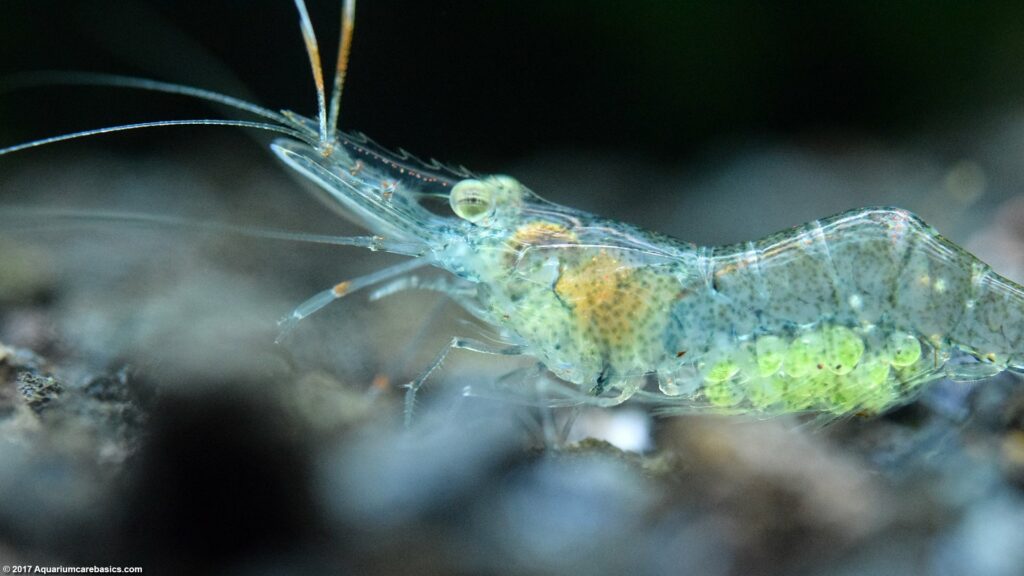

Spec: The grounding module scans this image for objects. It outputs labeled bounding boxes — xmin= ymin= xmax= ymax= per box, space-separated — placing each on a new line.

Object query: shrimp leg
xmin=482 ymin=363 xmax=583 ymax=446
xmin=276 ymin=256 xmax=431 ymax=342
xmin=369 ymin=275 xmax=477 ymax=302
xmin=368 ymin=275 xmax=497 ymax=322
xmin=404 ymin=338 xmax=525 ymax=427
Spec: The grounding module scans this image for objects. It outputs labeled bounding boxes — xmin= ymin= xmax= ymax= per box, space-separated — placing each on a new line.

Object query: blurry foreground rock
xmin=0 ymin=342 xmax=145 ymax=563
xmin=1 ymin=333 xmax=1023 ymax=576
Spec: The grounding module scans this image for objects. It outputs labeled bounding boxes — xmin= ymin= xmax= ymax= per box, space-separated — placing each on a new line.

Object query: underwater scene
xmin=1 ymin=1 xmax=1024 ymax=574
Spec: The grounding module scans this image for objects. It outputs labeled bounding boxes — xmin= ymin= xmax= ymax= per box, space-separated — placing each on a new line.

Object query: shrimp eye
xmin=450 ymin=179 xmax=495 ymax=223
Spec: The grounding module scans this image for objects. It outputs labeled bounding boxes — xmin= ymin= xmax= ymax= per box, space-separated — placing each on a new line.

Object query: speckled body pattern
xmin=274 ymin=129 xmax=1024 ymax=415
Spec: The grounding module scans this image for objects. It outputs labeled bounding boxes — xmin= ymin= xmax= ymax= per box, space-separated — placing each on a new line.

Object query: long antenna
xmin=293 ymin=0 xmax=329 ymax=150
xmin=2 ymin=71 xmax=290 ymax=124
xmin=0 ymin=119 xmax=316 ymax=157
xmin=327 ymin=0 xmax=357 ymax=139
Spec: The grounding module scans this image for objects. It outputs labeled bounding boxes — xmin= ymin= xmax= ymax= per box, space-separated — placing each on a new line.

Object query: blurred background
xmin=2 ymin=1 xmax=1024 ymax=575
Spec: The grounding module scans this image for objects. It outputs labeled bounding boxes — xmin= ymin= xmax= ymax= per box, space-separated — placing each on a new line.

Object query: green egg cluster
xmin=825 ymin=326 xmax=865 ymax=375
xmin=887 ymin=332 xmax=923 ymax=367
xmin=703 ymin=379 xmax=744 ymax=408
xmin=698 ymin=325 xmax=926 ymax=415
xmin=755 ymin=336 xmax=785 ymax=376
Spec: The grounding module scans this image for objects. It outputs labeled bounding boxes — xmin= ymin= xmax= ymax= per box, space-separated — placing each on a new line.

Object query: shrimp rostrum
xmin=3 ymin=0 xmax=1023 ymax=421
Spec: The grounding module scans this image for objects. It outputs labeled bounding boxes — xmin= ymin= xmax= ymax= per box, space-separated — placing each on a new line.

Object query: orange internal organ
xmin=509 ymin=221 xmax=577 ymax=249
xmin=555 ymin=251 xmax=672 ymax=349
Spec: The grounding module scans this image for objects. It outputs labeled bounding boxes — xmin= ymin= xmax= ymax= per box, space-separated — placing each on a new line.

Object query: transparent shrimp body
xmin=275 ymin=134 xmax=1024 ymax=417
xmin=441 ymin=184 xmax=1023 ymax=415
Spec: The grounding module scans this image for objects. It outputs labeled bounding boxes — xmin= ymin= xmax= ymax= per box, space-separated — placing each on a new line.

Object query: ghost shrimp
xmin=2 ymin=0 xmax=1022 ymax=423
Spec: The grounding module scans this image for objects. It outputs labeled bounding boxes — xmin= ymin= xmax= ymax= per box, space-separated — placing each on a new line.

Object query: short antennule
xmin=327 ymin=0 xmax=357 ymax=140
xmin=293 ymin=0 xmax=330 ymax=151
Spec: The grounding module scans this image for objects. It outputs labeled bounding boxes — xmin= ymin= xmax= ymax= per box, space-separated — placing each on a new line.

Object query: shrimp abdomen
xmin=826 ymin=207 xmax=1024 ymax=373
xmin=670 ymin=207 xmax=1023 ymax=416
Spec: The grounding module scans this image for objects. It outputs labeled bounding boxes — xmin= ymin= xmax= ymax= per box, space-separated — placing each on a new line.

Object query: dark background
xmin=4 ymin=0 xmax=1024 ymax=167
